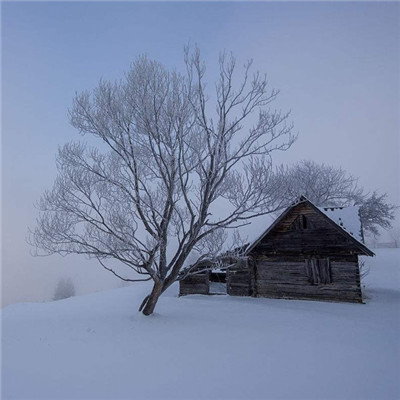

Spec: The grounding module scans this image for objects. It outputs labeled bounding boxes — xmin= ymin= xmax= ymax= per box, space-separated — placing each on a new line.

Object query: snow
xmin=239 ymin=212 xmax=275 ymax=249
xmin=222 ymin=212 xmax=275 ymax=252
xmin=209 ymin=282 xmax=227 ymax=294
xmin=228 ymin=203 xmax=365 ymax=255
xmin=319 ymin=206 xmax=364 ymax=242
xmin=2 ymin=248 xmax=399 ymax=400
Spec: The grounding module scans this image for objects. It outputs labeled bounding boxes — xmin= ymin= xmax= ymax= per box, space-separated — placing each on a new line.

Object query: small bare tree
xmin=54 ymin=278 xmax=76 ymax=301
xmin=389 ymin=226 xmax=400 ymax=248
xmin=274 ymin=160 xmax=397 ymax=236
xmin=30 ymin=48 xmax=295 ymax=315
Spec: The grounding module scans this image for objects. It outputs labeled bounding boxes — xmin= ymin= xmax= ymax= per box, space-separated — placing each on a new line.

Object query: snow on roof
xmin=220 ymin=213 xmax=275 ymax=254
xmin=221 ymin=202 xmax=365 ymax=256
xmin=318 ymin=206 xmax=364 ymax=243
xmin=239 ymin=213 xmax=276 ymax=248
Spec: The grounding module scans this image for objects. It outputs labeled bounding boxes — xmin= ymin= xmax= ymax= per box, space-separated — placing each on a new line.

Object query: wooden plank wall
xmin=254 ymin=255 xmax=362 ymax=303
xmin=256 ymin=203 xmax=362 ymax=255
xmin=178 ymin=202 xmax=365 ymax=303
xmin=227 ymin=258 xmax=254 ymax=296
xmin=179 ymin=272 xmax=209 ymax=296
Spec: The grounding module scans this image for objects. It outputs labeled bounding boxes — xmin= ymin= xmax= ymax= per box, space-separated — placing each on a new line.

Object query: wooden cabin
xmin=179 ymin=197 xmax=374 ymax=303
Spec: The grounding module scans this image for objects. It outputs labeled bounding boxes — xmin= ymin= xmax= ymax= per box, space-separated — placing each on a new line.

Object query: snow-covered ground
xmin=2 ymin=249 xmax=399 ymax=400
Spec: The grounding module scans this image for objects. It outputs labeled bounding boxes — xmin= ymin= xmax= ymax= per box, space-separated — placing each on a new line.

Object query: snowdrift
xmin=2 ymin=249 xmax=399 ymax=400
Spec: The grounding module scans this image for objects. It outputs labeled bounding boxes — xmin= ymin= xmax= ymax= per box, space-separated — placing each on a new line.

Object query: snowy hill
xmin=2 ymin=249 xmax=400 ymax=400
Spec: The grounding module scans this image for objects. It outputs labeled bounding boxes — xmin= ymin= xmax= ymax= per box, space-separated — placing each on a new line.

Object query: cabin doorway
xmin=209 ymin=271 xmax=227 ymax=295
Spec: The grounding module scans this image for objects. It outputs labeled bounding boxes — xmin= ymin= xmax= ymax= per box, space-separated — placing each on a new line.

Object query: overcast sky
xmin=2 ymin=1 xmax=399 ymax=306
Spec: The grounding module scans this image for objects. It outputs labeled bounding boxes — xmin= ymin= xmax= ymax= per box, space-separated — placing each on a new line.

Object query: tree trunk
xmin=141 ymin=281 xmax=164 ymax=316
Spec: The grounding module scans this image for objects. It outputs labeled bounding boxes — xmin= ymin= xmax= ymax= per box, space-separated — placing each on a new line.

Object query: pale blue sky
xmin=2 ymin=1 xmax=399 ymax=305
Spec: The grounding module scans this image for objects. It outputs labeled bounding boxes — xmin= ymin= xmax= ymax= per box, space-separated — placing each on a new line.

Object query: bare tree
xmin=389 ymin=226 xmax=400 ymax=248
xmin=274 ymin=160 xmax=396 ymax=236
xmin=54 ymin=278 xmax=76 ymax=301
xmin=30 ymin=48 xmax=295 ymax=315
xmin=359 ymin=192 xmax=397 ymax=236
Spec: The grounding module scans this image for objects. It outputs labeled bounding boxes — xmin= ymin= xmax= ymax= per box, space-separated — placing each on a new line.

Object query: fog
xmin=2 ymin=2 xmax=399 ymax=307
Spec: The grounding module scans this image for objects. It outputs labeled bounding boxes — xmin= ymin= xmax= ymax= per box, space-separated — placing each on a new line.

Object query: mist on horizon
xmin=2 ymin=1 xmax=399 ymax=307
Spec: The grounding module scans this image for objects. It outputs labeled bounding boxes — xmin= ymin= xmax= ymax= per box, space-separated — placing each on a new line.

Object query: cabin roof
xmin=318 ymin=206 xmax=364 ymax=243
xmin=244 ymin=196 xmax=374 ymax=257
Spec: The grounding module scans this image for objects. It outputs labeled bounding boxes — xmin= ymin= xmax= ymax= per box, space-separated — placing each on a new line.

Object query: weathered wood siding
xmin=179 ymin=200 xmax=367 ymax=303
xmin=179 ymin=272 xmax=209 ymax=296
xmin=253 ymin=255 xmax=362 ymax=303
xmin=244 ymin=202 xmax=365 ymax=303
xmin=227 ymin=259 xmax=254 ymax=297
xmin=256 ymin=202 xmax=363 ymax=256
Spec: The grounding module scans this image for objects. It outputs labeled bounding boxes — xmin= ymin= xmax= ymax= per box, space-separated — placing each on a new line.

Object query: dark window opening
xmin=290 ymin=214 xmax=309 ymax=230
xmin=209 ymin=271 xmax=227 ymax=294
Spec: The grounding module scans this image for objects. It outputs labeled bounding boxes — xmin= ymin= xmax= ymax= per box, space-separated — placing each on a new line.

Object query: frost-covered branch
xmin=30 ymin=47 xmax=295 ymax=315
xmin=273 ymin=160 xmax=397 ymax=236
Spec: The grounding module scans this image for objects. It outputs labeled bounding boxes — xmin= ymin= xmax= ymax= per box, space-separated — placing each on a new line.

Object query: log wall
xmin=179 ymin=201 xmax=366 ymax=303
xmin=179 ymin=272 xmax=209 ymax=296
xmin=227 ymin=259 xmax=253 ymax=297
xmin=253 ymin=255 xmax=362 ymax=303
xmin=256 ymin=203 xmax=362 ymax=256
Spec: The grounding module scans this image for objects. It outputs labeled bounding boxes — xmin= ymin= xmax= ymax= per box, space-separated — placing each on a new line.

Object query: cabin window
xmin=290 ymin=214 xmax=309 ymax=230
xmin=305 ymin=257 xmax=331 ymax=284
